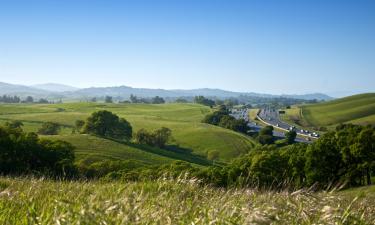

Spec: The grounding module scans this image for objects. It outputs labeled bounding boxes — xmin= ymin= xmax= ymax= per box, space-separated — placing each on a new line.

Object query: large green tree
xmin=83 ymin=110 xmax=132 ymax=141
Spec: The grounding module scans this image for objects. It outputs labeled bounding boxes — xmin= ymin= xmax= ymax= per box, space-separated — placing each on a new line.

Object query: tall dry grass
xmin=0 ymin=176 xmax=373 ymax=224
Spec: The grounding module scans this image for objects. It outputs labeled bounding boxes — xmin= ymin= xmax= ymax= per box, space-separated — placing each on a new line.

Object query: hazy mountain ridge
xmin=31 ymin=83 xmax=79 ymax=92
xmin=0 ymin=82 xmax=333 ymax=101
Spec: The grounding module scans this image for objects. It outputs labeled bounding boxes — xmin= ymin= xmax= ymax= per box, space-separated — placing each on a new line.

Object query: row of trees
xmin=202 ymin=106 xmax=249 ymax=134
xmin=0 ymin=122 xmax=76 ymax=176
xmin=0 ymin=95 xmax=51 ymax=104
xmin=88 ymin=123 xmax=374 ymax=190
xmin=200 ymin=124 xmax=375 ymax=188
xmin=194 ymin=96 xmax=215 ymax=107
xmin=74 ymin=110 xmax=173 ymax=149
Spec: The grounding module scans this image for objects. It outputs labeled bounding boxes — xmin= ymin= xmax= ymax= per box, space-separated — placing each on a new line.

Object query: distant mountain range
xmin=0 ymin=82 xmax=334 ymax=101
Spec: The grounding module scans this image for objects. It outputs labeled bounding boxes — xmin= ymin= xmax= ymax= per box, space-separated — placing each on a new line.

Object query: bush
xmin=38 ymin=122 xmax=61 ymax=135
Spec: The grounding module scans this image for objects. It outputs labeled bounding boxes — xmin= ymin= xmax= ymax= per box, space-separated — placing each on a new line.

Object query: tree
xmin=257 ymin=126 xmax=274 ymax=145
xmin=304 ymin=132 xmax=343 ymax=186
xmin=105 ymin=96 xmax=113 ymax=103
xmin=83 ymin=110 xmax=132 ymax=141
xmin=130 ymin=94 xmax=139 ymax=103
xmin=135 ymin=127 xmax=172 ymax=148
xmin=260 ymin=126 xmax=273 ymax=136
xmin=0 ymin=125 xmax=76 ymax=177
xmin=194 ymin=96 xmax=215 ymax=107
xmin=249 ymin=150 xmax=288 ymax=187
xmin=175 ymin=98 xmax=188 ymax=103
xmin=152 ymin=127 xmax=172 ymax=148
xmin=285 ymin=130 xmax=297 ymax=144
xmin=25 ymin=96 xmax=34 ymax=103
xmin=350 ymin=128 xmax=375 ymax=185
xmin=38 ymin=122 xmax=61 ymax=135
xmin=151 ymin=96 xmax=165 ymax=104
xmin=257 ymin=134 xmax=274 ymax=145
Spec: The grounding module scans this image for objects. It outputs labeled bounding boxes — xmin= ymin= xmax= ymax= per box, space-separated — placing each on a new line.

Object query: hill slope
xmin=0 ymin=103 xmax=256 ymax=163
xmin=300 ymin=93 xmax=375 ymax=127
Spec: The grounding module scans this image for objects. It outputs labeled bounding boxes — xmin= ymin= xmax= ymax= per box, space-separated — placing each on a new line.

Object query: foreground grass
xmin=0 ymin=177 xmax=374 ymax=224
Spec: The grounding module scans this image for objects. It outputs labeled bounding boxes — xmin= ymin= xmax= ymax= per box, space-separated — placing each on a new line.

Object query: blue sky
xmin=0 ymin=0 xmax=374 ymax=96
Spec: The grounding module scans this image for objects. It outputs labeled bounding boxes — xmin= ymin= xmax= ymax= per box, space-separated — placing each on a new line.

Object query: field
xmin=0 ymin=177 xmax=374 ymax=224
xmin=282 ymin=93 xmax=375 ymax=129
xmin=0 ymin=103 xmax=256 ymax=164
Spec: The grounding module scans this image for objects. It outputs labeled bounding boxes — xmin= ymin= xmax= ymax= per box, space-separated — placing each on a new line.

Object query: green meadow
xmin=0 ymin=103 xmax=256 ymax=165
xmin=282 ymin=93 xmax=375 ymax=129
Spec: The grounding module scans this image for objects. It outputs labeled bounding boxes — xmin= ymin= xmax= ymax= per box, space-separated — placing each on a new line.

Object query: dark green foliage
xmin=151 ymin=96 xmax=165 ymax=104
xmin=105 ymin=96 xmax=113 ymax=103
xmin=285 ymin=130 xmax=297 ymax=144
xmin=38 ymin=98 xmax=49 ymax=103
xmin=175 ymin=98 xmax=189 ymax=103
xmin=25 ymin=96 xmax=34 ymax=103
xmin=135 ymin=127 xmax=172 ymax=148
xmin=4 ymin=120 xmax=23 ymax=129
xmin=202 ymin=110 xmax=227 ymax=125
xmin=202 ymin=106 xmax=249 ymax=134
xmin=257 ymin=126 xmax=274 ymax=145
xmin=129 ymin=94 xmax=150 ymax=103
xmin=196 ymin=124 xmax=375 ymax=189
xmin=0 ymin=95 xmax=20 ymax=103
xmin=83 ymin=110 xmax=133 ymax=141
xmin=0 ymin=126 xmax=76 ymax=176
xmin=194 ymin=96 xmax=215 ymax=107
xmin=259 ymin=126 xmax=273 ymax=136
xmin=304 ymin=132 xmax=343 ymax=186
xmin=257 ymin=134 xmax=274 ymax=145
xmin=38 ymin=122 xmax=61 ymax=135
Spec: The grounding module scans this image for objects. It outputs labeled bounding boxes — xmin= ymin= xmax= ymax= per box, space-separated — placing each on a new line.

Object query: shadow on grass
xmin=102 ymin=136 xmax=213 ymax=166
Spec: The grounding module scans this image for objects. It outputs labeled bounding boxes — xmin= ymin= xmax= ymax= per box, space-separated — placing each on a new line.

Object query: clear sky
xmin=0 ymin=0 xmax=374 ymax=97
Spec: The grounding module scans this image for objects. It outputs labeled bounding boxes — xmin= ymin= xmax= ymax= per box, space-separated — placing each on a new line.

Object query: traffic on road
xmin=230 ymin=107 xmax=318 ymax=143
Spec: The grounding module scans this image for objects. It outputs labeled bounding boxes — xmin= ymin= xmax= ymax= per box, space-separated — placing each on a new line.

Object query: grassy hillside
xmin=0 ymin=177 xmax=373 ymax=224
xmin=282 ymin=93 xmax=375 ymax=128
xmin=0 ymin=103 xmax=256 ymax=163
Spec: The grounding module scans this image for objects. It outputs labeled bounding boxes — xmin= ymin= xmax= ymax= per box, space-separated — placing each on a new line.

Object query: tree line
xmin=0 ymin=95 xmax=52 ymax=104
xmin=202 ymin=105 xmax=250 ymax=134
xmin=0 ymin=121 xmax=76 ymax=177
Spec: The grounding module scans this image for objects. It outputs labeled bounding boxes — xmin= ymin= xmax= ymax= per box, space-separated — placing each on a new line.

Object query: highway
xmin=257 ymin=108 xmax=319 ymax=141
xmin=230 ymin=108 xmax=315 ymax=143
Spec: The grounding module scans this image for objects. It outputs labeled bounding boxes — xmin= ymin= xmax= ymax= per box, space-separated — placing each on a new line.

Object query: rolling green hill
xmin=0 ymin=103 xmax=256 ymax=164
xmin=282 ymin=93 xmax=375 ymax=128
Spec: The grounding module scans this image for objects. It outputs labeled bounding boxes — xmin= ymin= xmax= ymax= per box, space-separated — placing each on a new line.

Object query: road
xmin=230 ymin=108 xmax=313 ymax=143
xmin=257 ymin=107 xmax=319 ymax=142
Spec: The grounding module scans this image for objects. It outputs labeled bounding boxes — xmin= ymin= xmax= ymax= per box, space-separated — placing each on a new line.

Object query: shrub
xmin=38 ymin=122 xmax=61 ymax=135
